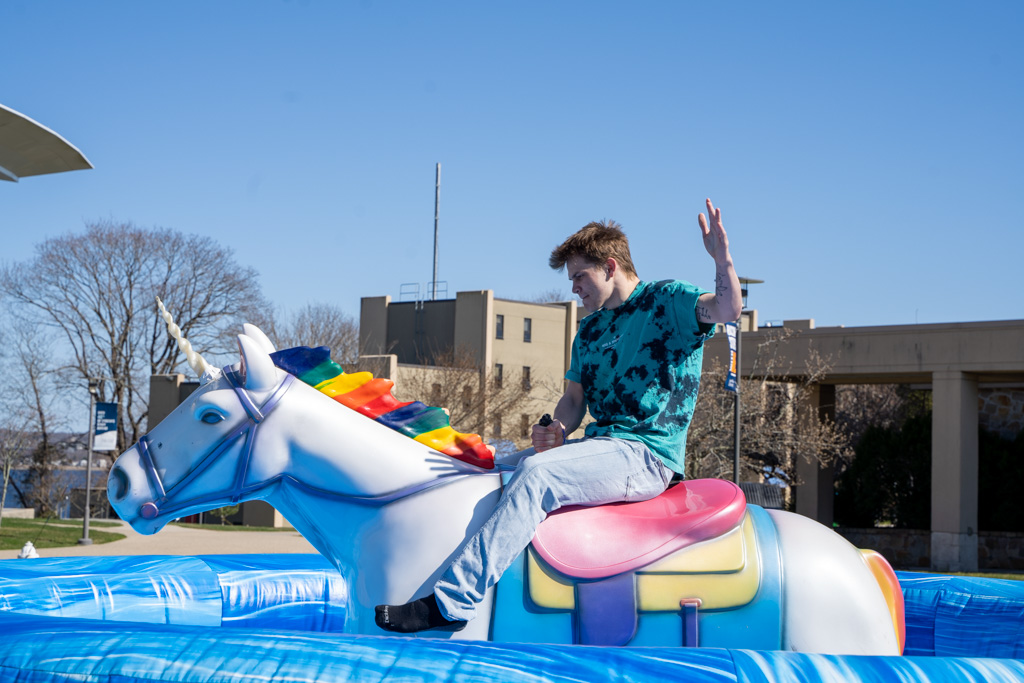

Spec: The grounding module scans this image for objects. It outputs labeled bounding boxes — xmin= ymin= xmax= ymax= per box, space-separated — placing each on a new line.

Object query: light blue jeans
xmin=434 ymin=436 xmax=674 ymax=622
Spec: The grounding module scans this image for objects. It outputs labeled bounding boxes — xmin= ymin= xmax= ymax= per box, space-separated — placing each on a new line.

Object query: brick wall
xmin=837 ymin=527 xmax=1024 ymax=570
xmin=837 ymin=528 xmax=931 ymax=568
xmin=978 ymin=531 xmax=1024 ymax=571
xmin=979 ymin=388 xmax=1024 ymax=438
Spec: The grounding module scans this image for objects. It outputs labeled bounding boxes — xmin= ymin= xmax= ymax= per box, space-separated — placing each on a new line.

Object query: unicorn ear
xmin=238 ymin=334 xmax=279 ymax=392
xmin=242 ymin=324 xmax=277 ymax=354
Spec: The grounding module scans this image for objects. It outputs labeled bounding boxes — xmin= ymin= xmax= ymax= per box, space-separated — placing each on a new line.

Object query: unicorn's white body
xmin=109 ymin=323 xmax=903 ymax=652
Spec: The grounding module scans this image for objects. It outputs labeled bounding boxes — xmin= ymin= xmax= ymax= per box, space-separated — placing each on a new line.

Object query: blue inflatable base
xmin=0 ymin=556 xmax=1022 ymax=682
xmin=898 ymin=570 xmax=1024 ymax=659
xmin=0 ymin=616 xmax=1022 ymax=683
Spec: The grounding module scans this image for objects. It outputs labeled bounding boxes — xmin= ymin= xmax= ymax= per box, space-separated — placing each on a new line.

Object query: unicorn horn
xmin=156 ymin=297 xmax=219 ymax=381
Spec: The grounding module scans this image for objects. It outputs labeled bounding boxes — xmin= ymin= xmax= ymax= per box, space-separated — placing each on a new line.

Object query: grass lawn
xmin=0 ymin=518 xmax=125 ymax=551
xmin=957 ymin=572 xmax=1024 ymax=581
xmin=900 ymin=568 xmax=1024 ymax=582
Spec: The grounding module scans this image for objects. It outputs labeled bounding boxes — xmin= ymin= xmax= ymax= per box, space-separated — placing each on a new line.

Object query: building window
xmin=496 ymin=314 xmax=504 ymax=340
xmin=523 ymin=317 xmax=532 ymax=343
xmin=462 ymin=384 xmax=473 ymax=411
xmin=521 ymin=414 xmax=531 ymax=438
xmin=495 ymin=363 xmax=503 ymax=389
xmin=431 ymin=383 xmax=442 ymax=406
xmin=522 ymin=366 xmax=531 ymax=391
xmin=493 ymin=416 xmax=502 ymax=438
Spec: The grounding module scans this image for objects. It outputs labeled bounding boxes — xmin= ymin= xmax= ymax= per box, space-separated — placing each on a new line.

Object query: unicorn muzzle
xmin=107 ymin=456 xmax=133 ymax=505
xmin=108 ymin=445 xmax=164 ymax=529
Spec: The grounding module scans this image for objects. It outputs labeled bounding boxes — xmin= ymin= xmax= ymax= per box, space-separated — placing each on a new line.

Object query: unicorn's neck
xmin=258 ymin=380 xmax=485 ymax=497
xmin=270 ymin=346 xmax=494 ymax=470
xmin=267 ymin=463 xmax=502 ymax=634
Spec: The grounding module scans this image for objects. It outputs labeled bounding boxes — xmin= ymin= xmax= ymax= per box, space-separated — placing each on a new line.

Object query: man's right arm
xmin=532 ymin=380 xmax=585 ymax=452
xmin=696 ymin=197 xmax=743 ymax=324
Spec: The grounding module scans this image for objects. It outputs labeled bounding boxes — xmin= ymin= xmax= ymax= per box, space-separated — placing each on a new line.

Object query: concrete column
xmin=359 ymin=295 xmax=391 ymax=355
xmin=148 ymin=374 xmax=198 ymax=430
xmin=454 ymin=291 xmax=495 ymax=439
xmin=794 ymin=383 xmax=835 ymax=526
xmin=240 ymin=500 xmax=292 ymax=528
xmin=453 ymin=291 xmax=494 ymax=371
xmin=930 ymin=371 xmax=979 ymax=572
xmin=355 ymin=354 xmax=398 ymax=380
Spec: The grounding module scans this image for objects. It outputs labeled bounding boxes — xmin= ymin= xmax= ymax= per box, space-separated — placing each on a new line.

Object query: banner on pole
xmin=724 ymin=322 xmax=738 ymax=393
xmin=93 ymin=402 xmax=118 ymax=451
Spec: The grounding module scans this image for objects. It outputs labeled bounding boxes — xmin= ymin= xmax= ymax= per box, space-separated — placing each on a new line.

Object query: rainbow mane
xmin=270 ymin=346 xmax=495 ymax=469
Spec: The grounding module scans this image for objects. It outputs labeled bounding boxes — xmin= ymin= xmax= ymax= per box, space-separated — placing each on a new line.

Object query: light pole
xmin=78 ymin=379 xmax=100 ymax=545
xmin=733 ymin=277 xmax=763 ymax=484
xmin=79 ymin=376 xmax=117 ymax=545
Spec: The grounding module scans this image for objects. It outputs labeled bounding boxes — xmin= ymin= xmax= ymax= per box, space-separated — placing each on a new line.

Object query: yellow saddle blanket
xmin=528 ymin=511 xmax=761 ymax=612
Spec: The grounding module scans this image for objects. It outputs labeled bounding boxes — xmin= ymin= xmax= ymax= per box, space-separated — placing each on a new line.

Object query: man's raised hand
xmin=698 ymin=198 xmax=731 ymax=264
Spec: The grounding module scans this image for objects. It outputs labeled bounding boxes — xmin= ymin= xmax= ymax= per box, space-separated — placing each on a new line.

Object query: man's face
xmin=567 ymin=255 xmax=612 ymax=312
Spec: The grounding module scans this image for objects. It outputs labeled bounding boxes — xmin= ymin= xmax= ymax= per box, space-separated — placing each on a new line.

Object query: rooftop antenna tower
xmin=432 ymin=162 xmax=440 ymax=301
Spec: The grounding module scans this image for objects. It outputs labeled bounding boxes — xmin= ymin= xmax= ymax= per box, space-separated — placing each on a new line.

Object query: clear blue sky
xmin=2 ymin=1 xmax=1021 ymax=329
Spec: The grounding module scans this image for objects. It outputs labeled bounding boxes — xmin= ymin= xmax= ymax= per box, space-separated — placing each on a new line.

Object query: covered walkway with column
xmin=703 ymin=318 xmax=1024 ymax=572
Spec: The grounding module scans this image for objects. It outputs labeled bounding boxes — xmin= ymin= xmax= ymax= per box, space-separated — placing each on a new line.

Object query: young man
xmin=376 ymin=198 xmax=742 ymax=633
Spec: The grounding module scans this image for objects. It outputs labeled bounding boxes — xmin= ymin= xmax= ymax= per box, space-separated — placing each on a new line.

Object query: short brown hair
xmin=549 ymin=219 xmax=637 ymax=277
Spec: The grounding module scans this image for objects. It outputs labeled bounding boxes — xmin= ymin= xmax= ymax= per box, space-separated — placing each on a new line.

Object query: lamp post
xmin=733 ymin=277 xmax=763 ymax=484
xmin=78 ymin=379 xmax=100 ymax=545
xmin=79 ymin=376 xmax=117 ymax=545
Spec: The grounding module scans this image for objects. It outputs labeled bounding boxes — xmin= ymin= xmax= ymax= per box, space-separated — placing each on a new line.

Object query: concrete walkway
xmin=0 ymin=520 xmax=318 ymax=560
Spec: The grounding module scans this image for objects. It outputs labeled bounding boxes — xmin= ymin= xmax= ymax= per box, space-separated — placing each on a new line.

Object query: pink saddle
xmin=530 ymin=478 xmax=747 ymax=580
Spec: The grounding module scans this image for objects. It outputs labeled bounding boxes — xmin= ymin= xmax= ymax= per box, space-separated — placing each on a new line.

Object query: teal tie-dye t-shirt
xmin=565 ymin=280 xmax=714 ymax=474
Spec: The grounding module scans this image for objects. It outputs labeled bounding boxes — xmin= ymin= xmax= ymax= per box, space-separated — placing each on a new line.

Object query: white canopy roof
xmin=0 ymin=103 xmax=92 ymax=182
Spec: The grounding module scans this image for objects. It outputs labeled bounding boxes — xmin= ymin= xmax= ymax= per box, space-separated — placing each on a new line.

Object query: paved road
xmin=0 ymin=520 xmax=318 ymax=560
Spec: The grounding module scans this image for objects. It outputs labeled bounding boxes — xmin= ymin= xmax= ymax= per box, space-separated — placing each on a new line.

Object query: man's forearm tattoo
xmin=715 ymin=270 xmax=729 ymax=298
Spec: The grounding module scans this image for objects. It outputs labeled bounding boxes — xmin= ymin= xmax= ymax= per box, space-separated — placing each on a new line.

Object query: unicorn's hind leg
xmin=768 ymin=509 xmax=901 ymax=655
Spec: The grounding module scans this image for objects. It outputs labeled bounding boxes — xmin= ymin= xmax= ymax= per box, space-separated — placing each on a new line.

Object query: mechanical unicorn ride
xmin=108 ymin=303 xmax=904 ymax=653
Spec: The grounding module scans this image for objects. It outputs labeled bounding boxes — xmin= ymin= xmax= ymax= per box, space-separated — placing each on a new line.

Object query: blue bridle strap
xmin=136 ymin=368 xmax=296 ymax=519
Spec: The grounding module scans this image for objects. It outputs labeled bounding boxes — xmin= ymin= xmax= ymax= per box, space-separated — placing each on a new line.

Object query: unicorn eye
xmin=200 ymin=411 xmax=225 ymax=424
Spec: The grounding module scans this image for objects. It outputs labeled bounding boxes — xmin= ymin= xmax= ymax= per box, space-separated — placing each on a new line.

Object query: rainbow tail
xmin=860 ymin=549 xmax=906 ymax=655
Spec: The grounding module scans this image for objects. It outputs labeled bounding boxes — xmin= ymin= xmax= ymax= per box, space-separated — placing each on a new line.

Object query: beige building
xmin=701 ymin=316 xmax=1024 ymax=573
xmin=359 ymin=292 xmax=577 ymax=447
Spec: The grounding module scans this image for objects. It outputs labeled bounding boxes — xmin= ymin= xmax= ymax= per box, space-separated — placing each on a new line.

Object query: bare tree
xmin=0 ymin=220 xmax=271 ymax=454
xmin=30 ymin=466 xmax=73 ymax=520
xmin=0 ymin=319 xmax=71 ymax=516
xmin=391 ymin=346 xmax=539 ymax=450
xmin=528 ymin=289 xmax=573 ymax=304
xmin=210 ymin=504 xmax=240 ymax=526
xmin=836 ymin=384 xmax=914 ymax=444
xmin=687 ymin=329 xmax=852 ymax=487
xmin=686 ymin=357 xmax=739 ymax=480
xmin=0 ymin=420 xmax=32 ymax=530
xmin=270 ymin=302 xmax=360 ymax=368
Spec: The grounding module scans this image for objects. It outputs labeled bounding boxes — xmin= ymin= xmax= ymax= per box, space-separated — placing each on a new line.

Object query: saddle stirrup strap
xmin=574 ymin=573 xmax=638 ymax=647
xmin=680 ymin=598 xmax=702 ymax=648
